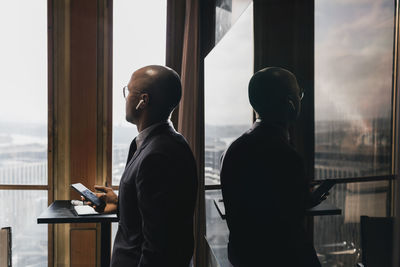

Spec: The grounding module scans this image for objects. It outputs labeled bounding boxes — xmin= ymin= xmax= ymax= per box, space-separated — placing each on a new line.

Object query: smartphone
xmin=71 ymin=183 xmax=105 ymax=209
xmin=311 ymin=179 xmax=335 ymax=205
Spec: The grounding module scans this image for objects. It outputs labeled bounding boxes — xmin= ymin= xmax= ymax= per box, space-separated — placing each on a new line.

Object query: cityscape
xmin=205 ymin=117 xmax=392 ymax=266
xmin=0 ymin=116 xmax=393 ymax=266
xmin=0 ymin=121 xmax=48 ymax=267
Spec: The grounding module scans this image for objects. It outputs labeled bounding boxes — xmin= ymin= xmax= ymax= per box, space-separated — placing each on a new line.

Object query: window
xmin=0 ymin=1 xmax=48 ymax=266
xmin=112 ymin=0 xmax=167 ymax=187
xmin=205 ymin=2 xmax=254 ymax=186
xmin=314 ymin=0 xmax=395 ymax=265
xmin=111 ymin=0 xmax=167 ymax=243
xmin=204 ymin=2 xmax=253 ymax=264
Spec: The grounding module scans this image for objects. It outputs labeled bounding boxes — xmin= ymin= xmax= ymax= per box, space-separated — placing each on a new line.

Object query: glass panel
xmin=0 ymin=1 xmax=47 ymax=185
xmin=205 ymin=190 xmax=229 ymax=266
xmin=315 ymin=0 xmax=394 ymax=179
xmin=0 ymin=190 xmax=48 ymax=267
xmin=205 ymin=3 xmax=254 ymax=186
xmin=113 ymin=0 xmax=167 ymax=185
xmin=314 ymin=181 xmax=390 ymax=266
xmin=215 ymin=0 xmax=252 ymax=44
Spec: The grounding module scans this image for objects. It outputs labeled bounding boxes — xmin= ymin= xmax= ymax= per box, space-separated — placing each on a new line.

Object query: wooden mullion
xmin=0 ymin=185 xmax=49 ymax=190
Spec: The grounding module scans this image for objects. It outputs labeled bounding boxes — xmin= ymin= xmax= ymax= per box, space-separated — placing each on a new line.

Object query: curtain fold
xmin=166 ymin=0 xmax=186 ymax=127
xmin=178 ymin=1 xmax=206 ymax=266
xmin=167 ymin=0 xmax=206 ymax=266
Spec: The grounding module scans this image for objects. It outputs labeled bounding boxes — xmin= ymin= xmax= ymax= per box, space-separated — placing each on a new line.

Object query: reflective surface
xmin=314 ymin=1 xmax=394 ymax=266
xmin=205 ymin=3 xmax=254 ymax=185
xmin=205 ymin=190 xmax=229 ymax=266
xmin=0 ymin=190 xmax=48 ymax=267
xmin=112 ymin=0 xmax=166 ymax=185
xmin=314 ymin=181 xmax=390 ymax=266
xmin=315 ymin=0 xmax=394 ymax=180
xmin=215 ymin=0 xmax=253 ymax=44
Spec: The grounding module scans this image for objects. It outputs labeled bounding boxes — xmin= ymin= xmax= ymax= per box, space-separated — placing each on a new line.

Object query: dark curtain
xmin=166 ymin=0 xmax=186 ymax=127
xmin=166 ymin=0 xmax=215 ymax=266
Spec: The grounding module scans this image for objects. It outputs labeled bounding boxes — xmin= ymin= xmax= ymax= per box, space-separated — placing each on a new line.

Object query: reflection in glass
xmin=314 ymin=181 xmax=390 ymax=266
xmin=0 ymin=190 xmax=48 ymax=267
xmin=205 ymin=3 xmax=254 ymax=185
xmin=215 ymin=0 xmax=253 ymax=44
xmin=112 ymin=0 xmax=166 ymax=185
xmin=314 ymin=0 xmax=394 ymax=180
xmin=205 ymin=190 xmax=229 ymax=266
xmin=314 ymin=1 xmax=394 ymax=266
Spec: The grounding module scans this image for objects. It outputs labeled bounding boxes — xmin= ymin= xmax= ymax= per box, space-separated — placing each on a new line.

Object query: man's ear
xmin=142 ymin=93 xmax=150 ymax=105
xmin=287 ymin=98 xmax=297 ymax=121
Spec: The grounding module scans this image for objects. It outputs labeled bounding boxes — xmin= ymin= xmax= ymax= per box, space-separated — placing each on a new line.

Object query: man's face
xmin=125 ymin=74 xmax=145 ymax=124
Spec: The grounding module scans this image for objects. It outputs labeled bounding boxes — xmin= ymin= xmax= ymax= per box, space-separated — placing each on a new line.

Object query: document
xmin=73 ymin=205 xmax=99 ymax=216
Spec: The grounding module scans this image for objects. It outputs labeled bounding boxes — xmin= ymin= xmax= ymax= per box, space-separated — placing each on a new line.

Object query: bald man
xmin=220 ymin=67 xmax=320 ymax=266
xmin=88 ymin=65 xmax=198 ymax=267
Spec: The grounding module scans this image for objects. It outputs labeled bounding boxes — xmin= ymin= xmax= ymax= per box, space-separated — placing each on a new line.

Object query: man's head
xmin=125 ymin=65 xmax=182 ymax=125
xmin=248 ymin=67 xmax=303 ymax=123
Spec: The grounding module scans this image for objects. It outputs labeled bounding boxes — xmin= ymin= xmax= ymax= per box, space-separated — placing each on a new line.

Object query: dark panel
xmin=253 ymin=0 xmax=314 ymax=179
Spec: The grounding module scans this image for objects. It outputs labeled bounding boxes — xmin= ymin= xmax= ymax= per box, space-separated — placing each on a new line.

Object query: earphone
xmin=136 ymin=99 xmax=144 ymax=110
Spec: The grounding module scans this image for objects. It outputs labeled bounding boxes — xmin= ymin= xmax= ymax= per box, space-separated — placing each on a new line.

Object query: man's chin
xmin=125 ymin=115 xmax=136 ymax=125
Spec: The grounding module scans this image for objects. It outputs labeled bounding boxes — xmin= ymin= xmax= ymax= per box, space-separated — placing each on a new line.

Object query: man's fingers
xmin=94 ymin=185 xmax=109 ymax=193
xmin=98 ymin=193 xmax=107 ymax=201
xmin=93 ymin=192 xmax=105 ymax=199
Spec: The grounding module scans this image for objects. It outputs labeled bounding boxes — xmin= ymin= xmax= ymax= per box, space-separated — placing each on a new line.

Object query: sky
xmin=0 ymin=0 xmax=395 ymax=128
xmin=113 ymin=0 xmax=166 ymax=127
xmin=315 ymin=0 xmax=394 ymax=122
xmin=0 ymin=0 xmax=47 ymax=124
xmin=205 ymin=2 xmax=254 ymax=126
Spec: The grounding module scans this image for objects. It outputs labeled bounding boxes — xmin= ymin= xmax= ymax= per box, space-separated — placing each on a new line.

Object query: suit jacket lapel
xmin=125 ymin=123 xmax=173 ymax=170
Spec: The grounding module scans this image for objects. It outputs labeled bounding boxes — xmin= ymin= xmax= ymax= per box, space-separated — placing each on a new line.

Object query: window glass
xmin=315 ymin=0 xmax=394 ymax=179
xmin=205 ymin=190 xmax=229 ymax=266
xmin=0 ymin=0 xmax=48 ymax=185
xmin=215 ymin=0 xmax=252 ymax=44
xmin=314 ymin=181 xmax=391 ymax=266
xmin=0 ymin=1 xmax=48 ymax=266
xmin=205 ymin=2 xmax=254 ymax=186
xmin=0 ymin=190 xmax=48 ymax=266
xmin=314 ymin=1 xmax=394 ymax=265
xmin=112 ymin=0 xmax=167 ymax=186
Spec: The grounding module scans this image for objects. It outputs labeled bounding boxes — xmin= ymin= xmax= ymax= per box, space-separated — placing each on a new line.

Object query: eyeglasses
xmin=299 ymin=89 xmax=304 ymax=101
xmin=289 ymin=89 xmax=304 ymax=102
xmin=123 ymin=86 xmax=147 ymax=99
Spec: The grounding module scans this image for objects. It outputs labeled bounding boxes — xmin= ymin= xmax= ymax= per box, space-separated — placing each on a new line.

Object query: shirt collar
xmin=253 ymin=119 xmax=290 ymax=143
xmin=135 ymin=120 xmax=171 ymax=150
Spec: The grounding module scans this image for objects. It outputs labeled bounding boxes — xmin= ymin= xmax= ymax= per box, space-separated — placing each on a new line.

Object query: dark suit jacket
xmin=220 ymin=121 xmax=320 ymax=267
xmin=111 ymin=123 xmax=198 ymax=267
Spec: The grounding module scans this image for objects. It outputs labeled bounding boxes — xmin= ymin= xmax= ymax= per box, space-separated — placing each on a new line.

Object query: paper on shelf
xmin=73 ymin=205 xmax=99 ymax=216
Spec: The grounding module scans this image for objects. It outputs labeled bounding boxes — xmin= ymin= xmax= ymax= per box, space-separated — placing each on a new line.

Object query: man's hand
xmin=82 ymin=185 xmax=118 ymax=214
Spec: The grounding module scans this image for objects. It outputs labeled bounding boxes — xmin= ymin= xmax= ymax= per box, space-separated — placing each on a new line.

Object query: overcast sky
xmin=113 ymin=0 xmax=166 ymax=127
xmin=205 ymin=2 xmax=254 ymax=126
xmin=315 ymin=0 xmax=394 ymax=122
xmin=0 ymin=0 xmax=47 ymax=124
xmin=0 ymin=0 xmax=395 ymax=128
